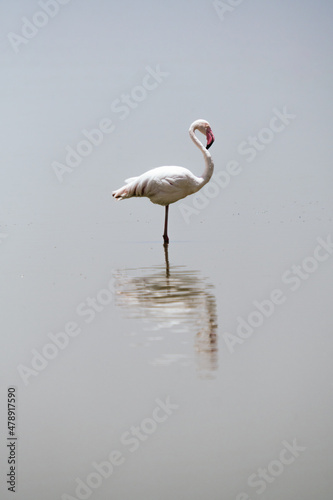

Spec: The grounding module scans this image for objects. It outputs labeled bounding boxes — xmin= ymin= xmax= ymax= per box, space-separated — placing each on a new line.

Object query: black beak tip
xmin=206 ymin=139 xmax=214 ymax=150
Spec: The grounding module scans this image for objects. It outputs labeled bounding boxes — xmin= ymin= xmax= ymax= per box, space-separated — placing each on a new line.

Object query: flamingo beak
xmin=206 ymin=128 xmax=215 ymax=150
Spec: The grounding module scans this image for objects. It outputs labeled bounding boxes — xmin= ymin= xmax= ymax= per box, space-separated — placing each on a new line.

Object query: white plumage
xmin=112 ymin=119 xmax=215 ymax=243
xmin=115 ymin=166 xmax=202 ymax=205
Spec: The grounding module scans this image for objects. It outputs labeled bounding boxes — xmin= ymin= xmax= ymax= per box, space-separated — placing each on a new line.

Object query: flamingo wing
xmin=112 ymin=166 xmax=199 ymax=205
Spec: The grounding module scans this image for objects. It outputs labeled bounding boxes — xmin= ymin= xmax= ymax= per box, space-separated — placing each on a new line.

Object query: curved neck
xmin=189 ymin=125 xmax=214 ymax=187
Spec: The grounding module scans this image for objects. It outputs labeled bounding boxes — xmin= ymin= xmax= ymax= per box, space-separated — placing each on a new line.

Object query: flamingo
xmin=112 ymin=119 xmax=215 ymax=244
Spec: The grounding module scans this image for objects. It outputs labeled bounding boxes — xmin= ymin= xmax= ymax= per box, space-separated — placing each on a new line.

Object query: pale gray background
xmin=1 ymin=1 xmax=333 ymax=499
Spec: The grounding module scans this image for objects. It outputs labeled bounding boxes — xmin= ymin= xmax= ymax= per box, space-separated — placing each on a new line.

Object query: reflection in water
xmin=114 ymin=245 xmax=218 ymax=378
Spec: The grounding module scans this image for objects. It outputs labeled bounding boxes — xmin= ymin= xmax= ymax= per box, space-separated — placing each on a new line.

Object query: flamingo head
xmin=192 ymin=119 xmax=215 ymax=150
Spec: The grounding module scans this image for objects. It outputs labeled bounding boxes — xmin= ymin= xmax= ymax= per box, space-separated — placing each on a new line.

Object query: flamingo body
xmin=113 ymin=165 xmax=202 ymax=206
xmin=112 ymin=119 xmax=215 ymax=243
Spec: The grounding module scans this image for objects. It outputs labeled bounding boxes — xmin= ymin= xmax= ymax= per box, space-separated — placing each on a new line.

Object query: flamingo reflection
xmin=114 ymin=245 xmax=218 ymax=378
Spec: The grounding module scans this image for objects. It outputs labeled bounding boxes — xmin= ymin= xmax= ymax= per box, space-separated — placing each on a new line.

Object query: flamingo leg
xmin=163 ymin=240 xmax=170 ymax=277
xmin=163 ymin=205 xmax=169 ymax=244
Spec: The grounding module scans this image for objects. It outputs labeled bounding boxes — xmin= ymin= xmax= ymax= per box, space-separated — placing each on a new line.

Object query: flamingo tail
xmin=112 ymin=178 xmax=146 ymax=200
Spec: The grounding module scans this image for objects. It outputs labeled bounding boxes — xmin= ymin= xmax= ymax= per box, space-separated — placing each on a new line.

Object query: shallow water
xmin=114 ymin=245 xmax=218 ymax=378
xmin=1 ymin=1 xmax=333 ymax=499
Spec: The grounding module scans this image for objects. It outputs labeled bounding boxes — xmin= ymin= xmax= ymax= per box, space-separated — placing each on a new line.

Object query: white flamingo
xmin=112 ymin=119 xmax=215 ymax=244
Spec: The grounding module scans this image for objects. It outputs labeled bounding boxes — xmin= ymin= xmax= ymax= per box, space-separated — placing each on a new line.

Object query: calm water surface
xmin=1 ymin=1 xmax=333 ymax=499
